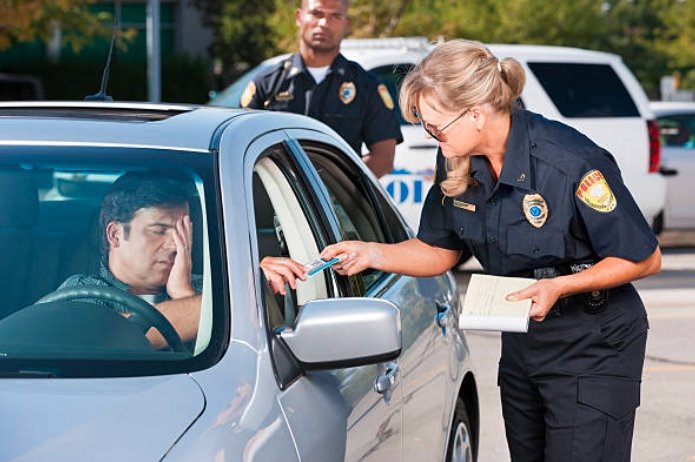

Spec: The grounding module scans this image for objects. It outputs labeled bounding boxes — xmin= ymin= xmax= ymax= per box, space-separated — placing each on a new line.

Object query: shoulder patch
xmin=240 ymin=81 xmax=256 ymax=108
xmin=377 ymin=84 xmax=394 ymax=110
xmin=576 ymin=169 xmax=617 ymax=213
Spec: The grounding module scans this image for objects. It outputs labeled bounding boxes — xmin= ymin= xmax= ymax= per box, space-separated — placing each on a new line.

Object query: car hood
xmin=0 ymin=374 xmax=205 ymax=461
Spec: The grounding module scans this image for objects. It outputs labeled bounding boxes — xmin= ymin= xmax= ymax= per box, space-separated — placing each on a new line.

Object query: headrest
xmin=0 ymin=171 xmax=39 ymax=228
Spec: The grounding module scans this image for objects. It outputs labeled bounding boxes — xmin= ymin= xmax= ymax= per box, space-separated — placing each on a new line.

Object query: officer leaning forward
xmin=319 ymin=39 xmax=662 ymax=462
xmin=240 ymin=0 xmax=402 ymax=178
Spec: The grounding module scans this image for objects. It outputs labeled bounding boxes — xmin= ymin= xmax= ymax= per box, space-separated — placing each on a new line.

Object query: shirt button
xmin=530 ymin=142 xmax=537 ymax=150
xmin=490 ymin=198 xmax=497 ymax=206
xmin=488 ymin=235 xmax=497 ymax=244
xmin=533 ymin=245 xmax=540 ymax=254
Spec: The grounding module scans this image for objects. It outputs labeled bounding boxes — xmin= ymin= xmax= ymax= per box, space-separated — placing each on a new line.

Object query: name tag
xmin=453 ymin=199 xmax=476 ymax=212
xmin=275 ymin=91 xmax=293 ymax=101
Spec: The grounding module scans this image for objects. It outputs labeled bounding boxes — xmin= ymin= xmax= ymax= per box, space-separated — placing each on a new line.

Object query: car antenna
xmin=84 ymin=11 xmax=119 ymax=102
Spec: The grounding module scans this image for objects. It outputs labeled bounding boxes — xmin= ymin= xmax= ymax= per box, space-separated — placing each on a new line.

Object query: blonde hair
xmin=399 ymin=39 xmax=525 ymax=197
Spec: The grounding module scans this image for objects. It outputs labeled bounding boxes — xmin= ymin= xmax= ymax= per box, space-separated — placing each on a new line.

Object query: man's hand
xmin=260 ymin=256 xmax=307 ymax=295
xmin=167 ymin=215 xmax=195 ymax=299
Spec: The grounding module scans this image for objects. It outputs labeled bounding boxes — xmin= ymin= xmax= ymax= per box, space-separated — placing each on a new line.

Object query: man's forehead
xmin=302 ymin=0 xmax=348 ymax=12
xmin=133 ymin=205 xmax=189 ymax=222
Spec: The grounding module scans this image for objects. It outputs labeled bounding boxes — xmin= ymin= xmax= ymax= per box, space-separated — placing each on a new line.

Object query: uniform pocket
xmin=577 ymin=375 xmax=640 ymax=419
xmin=505 ymin=229 xmax=566 ymax=260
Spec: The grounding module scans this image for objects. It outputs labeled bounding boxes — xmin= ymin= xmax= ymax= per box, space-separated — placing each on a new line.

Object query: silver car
xmin=0 ymin=102 xmax=478 ymax=462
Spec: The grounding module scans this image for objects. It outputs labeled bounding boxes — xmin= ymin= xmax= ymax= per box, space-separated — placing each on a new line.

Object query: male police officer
xmin=240 ymin=0 xmax=402 ymax=178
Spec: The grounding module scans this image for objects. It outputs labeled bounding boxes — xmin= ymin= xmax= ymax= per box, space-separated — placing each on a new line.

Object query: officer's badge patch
xmin=522 ymin=193 xmax=549 ymax=228
xmin=378 ymin=84 xmax=395 ymax=110
xmin=576 ymin=170 xmax=617 ymax=213
xmin=339 ymin=82 xmax=356 ymax=105
xmin=240 ymin=81 xmax=255 ymax=108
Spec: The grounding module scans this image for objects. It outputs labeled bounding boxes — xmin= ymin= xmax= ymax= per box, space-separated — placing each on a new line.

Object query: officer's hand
xmin=167 ymin=215 xmax=195 ymax=299
xmin=260 ymin=256 xmax=307 ymax=296
xmin=506 ymin=279 xmax=563 ymax=322
xmin=321 ymin=241 xmax=377 ymax=276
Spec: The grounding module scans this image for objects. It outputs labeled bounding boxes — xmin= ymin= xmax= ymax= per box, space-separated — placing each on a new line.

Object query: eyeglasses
xmin=413 ymin=107 xmax=468 ymax=142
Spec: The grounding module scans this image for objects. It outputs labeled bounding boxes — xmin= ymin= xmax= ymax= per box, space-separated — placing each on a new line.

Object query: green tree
xmin=194 ymin=0 xmax=281 ymax=86
xmin=654 ymin=0 xmax=695 ymax=91
xmin=0 ymin=0 xmax=112 ymax=52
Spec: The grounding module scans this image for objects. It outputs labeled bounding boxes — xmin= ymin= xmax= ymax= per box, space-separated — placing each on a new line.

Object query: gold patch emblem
xmin=240 ymin=81 xmax=256 ymax=108
xmin=522 ymin=193 xmax=549 ymax=228
xmin=576 ymin=170 xmax=617 ymax=213
xmin=339 ymin=81 xmax=356 ymax=105
xmin=378 ymin=84 xmax=394 ymax=110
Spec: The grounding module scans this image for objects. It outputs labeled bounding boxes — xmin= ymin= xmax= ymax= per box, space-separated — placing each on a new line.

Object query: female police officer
xmin=321 ymin=39 xmax=661 ymax=461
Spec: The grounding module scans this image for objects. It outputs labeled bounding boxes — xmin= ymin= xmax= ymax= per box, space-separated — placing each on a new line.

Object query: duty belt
xmin=531 ymin=263 xmax=607 ymax=314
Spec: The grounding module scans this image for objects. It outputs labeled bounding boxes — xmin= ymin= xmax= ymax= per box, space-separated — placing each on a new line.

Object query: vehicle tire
xmin=446 ymin=397 xmax=475 ymax=462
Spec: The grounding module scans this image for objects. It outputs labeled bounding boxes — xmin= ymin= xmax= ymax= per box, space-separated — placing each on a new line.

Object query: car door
xmin=288 ymin=133 xmax=463 ymax=462
xmin=657 ymin=113 xmax=695 ymax=228
xmin=241 ymin=130 xmax=403 ymax=462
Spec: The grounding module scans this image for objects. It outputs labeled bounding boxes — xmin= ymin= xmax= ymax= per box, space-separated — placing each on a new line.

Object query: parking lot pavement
xmin=457 ymin=244 xmax=695 ymax=462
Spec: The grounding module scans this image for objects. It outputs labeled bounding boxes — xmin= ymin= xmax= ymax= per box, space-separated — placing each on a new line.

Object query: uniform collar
xmin=290 ymin=53 xmax=350 ymax=80
xmin=498 ymin=109 xmax=532 ymax=191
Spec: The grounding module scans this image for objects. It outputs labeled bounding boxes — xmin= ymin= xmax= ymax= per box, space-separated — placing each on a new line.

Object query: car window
xmin=252 ymin=147 xmax=332 ymax=330
xmin=656 ymin=114 xmax=695 ymax=148
xmin=369 ymin=64 xmax=413 ymax=125
xmin=0 ymin=148 xmax=225 ymax=377
xmin=301 ymin=142 xmax=407 ymax=293
xmin=528 ymin=62 xmax=640 ymax=118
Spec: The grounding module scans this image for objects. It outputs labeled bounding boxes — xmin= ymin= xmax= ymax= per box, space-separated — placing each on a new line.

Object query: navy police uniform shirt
xmin=418 ymin=109 xmax=658 ymax=276
xmin=240 ymin=53 xmax=403 ymax=155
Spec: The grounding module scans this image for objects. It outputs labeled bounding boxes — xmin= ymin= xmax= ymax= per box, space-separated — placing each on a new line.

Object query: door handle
xmin=435 ymin=301 xmax=451 ymax=336
xmin=374 ymin=362 xmax=399 ymax=395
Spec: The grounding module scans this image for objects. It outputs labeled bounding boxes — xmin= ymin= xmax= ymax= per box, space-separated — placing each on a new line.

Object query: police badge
xmin=522 ymin=193 xmax=549 ymax=228
xmin=339 ymin=82 xmax=356 ymax=105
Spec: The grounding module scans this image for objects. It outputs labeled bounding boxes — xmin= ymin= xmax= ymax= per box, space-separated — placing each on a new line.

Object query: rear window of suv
xmin=528 ymin=63 xmax=639 ymax=118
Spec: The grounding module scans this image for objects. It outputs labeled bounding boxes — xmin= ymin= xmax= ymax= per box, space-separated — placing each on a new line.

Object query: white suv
xmin=211 ymin=37 xmax=666 ymax=234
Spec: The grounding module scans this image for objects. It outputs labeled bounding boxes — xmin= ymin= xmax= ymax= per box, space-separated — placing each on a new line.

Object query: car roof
xmin=0 ymin=101 xmax=334 ymax=152
xmin=649 ymin=101 xmax=695 ymax=116
xmin=261 ymin=37 xmax=624 ymax=70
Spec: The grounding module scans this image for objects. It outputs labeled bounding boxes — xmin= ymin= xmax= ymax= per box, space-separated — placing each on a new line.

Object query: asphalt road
xmin=455 ymin=236 xmax=695 ymax=462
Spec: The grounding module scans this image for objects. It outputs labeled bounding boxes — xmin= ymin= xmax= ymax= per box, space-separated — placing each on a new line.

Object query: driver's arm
xmin=146 ymin=294 xmax=201 ymax=349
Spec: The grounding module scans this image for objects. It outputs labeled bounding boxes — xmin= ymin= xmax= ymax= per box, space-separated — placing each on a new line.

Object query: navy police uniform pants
xmin=498 ymin=284 xmax=648 ymax=462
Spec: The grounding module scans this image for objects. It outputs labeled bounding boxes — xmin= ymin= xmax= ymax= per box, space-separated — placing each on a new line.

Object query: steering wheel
xmin=36 ymin=286 xmax=186 ymax=352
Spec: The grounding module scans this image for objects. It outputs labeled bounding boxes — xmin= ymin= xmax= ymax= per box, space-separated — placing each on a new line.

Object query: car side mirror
xmin=280 ymin=298 xmax=401 ymax=369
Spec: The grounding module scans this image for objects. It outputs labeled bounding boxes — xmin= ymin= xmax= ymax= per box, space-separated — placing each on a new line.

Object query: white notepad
xmin=459 ymin=274 xmax=536 ymax=332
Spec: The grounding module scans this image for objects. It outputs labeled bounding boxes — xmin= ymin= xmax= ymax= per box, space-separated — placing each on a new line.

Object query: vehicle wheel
xmin=446 ymin=397 xmax=475 ymax=462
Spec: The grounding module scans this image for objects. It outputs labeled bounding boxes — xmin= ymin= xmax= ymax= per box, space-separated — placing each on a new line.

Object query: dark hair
xmin=100 ymin=171 xmax=191 ymax=255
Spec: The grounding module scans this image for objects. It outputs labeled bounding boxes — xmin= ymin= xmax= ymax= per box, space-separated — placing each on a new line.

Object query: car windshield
xmin=0 ymin=146 xmax=225 ymax=378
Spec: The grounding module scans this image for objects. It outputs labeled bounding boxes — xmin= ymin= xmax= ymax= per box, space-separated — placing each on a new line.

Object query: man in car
xmin=240 ymin=0 xmax=403 ymax=178
xmin=58 ymin=171 xmax=201 ymax=350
